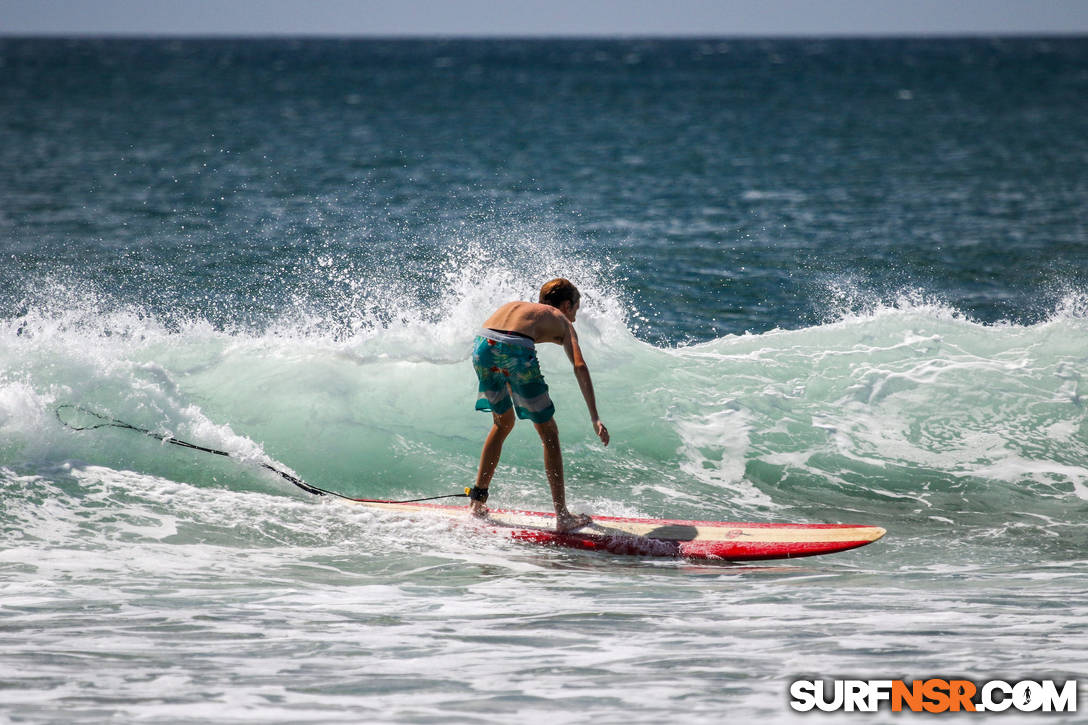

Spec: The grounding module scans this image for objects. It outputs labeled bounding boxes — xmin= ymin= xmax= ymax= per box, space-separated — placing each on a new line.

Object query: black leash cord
xmin=54 ymin=404 xmax=469 ymax=504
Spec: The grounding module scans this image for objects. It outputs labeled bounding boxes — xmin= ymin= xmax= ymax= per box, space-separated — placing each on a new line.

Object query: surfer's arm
xmin=563 ymin=324 xmax=610 ymax=446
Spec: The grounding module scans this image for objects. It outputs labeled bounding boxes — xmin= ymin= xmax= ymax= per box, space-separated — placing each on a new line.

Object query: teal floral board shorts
xmin=472 ymin=329 xmax=555 ymax=424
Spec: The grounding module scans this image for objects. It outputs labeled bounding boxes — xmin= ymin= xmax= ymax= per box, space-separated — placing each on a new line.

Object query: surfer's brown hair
xmin=539 ymin=278 xmax=581 ymax=308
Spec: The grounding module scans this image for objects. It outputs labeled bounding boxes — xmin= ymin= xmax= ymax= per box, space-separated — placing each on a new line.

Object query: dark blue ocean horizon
xmin=3 ymin=36 xmax=1087 ymax=342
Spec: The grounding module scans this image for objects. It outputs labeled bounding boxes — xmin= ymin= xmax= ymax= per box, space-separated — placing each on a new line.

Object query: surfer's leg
xmin=533 ymin=418 xmax=591 ymax=533
xmin=472 ymin=408 xmax=515 ymax=515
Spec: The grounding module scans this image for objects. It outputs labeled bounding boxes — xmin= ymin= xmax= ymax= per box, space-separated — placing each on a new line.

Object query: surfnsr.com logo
xmin=789 ymin=679 xmax=1078 ymax=713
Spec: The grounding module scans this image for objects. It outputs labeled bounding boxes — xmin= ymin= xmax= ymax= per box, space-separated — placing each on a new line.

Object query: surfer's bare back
xmin=469 ymin=278 xmax=609 ymax=533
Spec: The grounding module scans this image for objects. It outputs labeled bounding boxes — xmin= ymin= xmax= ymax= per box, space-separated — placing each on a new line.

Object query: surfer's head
xmin=539 ymin=278 xmax=581 ymax=320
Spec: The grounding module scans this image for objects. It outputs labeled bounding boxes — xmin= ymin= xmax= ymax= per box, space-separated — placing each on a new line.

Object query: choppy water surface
xmin=2 ymin=38 xmax=1087 ymax=722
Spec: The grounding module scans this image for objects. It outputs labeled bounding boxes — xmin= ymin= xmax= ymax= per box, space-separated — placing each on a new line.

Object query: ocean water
xmin=1 ymin=37 xmax=1087 ymax=723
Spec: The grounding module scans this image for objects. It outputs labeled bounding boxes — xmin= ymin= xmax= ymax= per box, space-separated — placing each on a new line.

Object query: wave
xmin=3 ymin=274 xmax=1088 ymax=560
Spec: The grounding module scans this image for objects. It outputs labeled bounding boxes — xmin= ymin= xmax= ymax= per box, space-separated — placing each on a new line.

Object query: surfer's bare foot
xmin=556 ymin=511 xmax=591 ymax=533
xmin=470 ymin=501 xmax=489 ymax=518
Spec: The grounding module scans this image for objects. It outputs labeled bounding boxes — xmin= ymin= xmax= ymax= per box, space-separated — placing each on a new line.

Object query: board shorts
xmin=472 ymin=328 xmax=555 ymax=424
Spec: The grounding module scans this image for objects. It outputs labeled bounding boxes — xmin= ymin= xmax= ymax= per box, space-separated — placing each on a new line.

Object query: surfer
xmin=470 ymin=278 xmax=609 ymax=533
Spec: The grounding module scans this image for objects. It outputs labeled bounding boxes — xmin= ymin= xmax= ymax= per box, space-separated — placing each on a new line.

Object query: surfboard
xmin=343 ymin=498 xmax=886 ymax=561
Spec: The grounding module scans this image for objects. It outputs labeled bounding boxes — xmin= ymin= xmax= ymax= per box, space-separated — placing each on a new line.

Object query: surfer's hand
xmin=594 ymin=420 xmax=609 ymax=446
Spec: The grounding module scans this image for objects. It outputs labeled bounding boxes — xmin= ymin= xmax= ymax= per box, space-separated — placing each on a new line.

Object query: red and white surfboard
xmin=344 ymin=499 xmax=886 ymax=561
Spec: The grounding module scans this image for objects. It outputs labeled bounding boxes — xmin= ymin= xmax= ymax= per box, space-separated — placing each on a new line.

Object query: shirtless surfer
xmin=469 ymin=278 xmax=609 ymax=533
